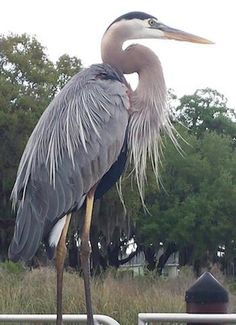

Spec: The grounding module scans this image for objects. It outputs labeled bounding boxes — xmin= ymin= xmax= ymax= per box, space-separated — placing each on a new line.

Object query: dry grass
xmin=0 ymin=264 xmax=235 ymax=325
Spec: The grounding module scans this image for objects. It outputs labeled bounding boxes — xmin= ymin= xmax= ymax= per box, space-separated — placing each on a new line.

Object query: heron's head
xmin=106 ymin=11 xmax=213 ymax=44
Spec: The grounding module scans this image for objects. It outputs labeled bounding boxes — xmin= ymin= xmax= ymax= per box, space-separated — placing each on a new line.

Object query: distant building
xmin=121 ymin=250 xmax=179 ymax=278
xmin=162 ymin=251 xmax=179 ymax=278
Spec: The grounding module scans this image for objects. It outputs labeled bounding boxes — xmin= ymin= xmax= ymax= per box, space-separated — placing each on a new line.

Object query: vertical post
xmin=185 ymin=272 xmax=229 ymax=325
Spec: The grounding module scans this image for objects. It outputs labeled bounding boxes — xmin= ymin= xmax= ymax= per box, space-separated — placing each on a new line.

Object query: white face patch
xmin=106 ymin=17 xmax=165 ymax=43
xmin=123 ymin=18 xmax=165 ymax=40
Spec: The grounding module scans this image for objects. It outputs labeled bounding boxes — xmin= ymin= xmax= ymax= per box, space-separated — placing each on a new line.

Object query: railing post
xmin=185 ymin=272 xmax=229 ymax=325
xmin=138 ymin=314 xmax=146 ymax=325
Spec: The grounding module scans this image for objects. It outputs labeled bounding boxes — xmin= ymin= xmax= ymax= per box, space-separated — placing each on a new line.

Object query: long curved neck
xmin=102 ymin=26 xmax=162 ymax=73
xmin=101 ymin=27 xmax=173 ymax=206
xmin=101 ymin=28 xmax=167 ymax=111
xmin=101 ymin=27 xmax=125 ymax=72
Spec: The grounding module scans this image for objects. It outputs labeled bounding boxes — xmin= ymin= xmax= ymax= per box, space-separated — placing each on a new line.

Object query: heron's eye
xmin=148 ymin=19 xmax=156 ymax=27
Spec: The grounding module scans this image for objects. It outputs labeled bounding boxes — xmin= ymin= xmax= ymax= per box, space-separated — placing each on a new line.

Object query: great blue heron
xmin=8 ymin=11 xmax=212 ymax=325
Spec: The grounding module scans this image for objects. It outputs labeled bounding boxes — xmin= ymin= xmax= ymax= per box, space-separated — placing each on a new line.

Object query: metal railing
xmin=0 ymin=314 xmax=120 ymax=324
xmin=3 ymin=312 xmax=236 ymax=324
xmin=138 ymin=313 xmax=236 ymax=325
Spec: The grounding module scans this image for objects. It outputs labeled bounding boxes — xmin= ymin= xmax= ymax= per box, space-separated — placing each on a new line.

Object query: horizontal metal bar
xmin=0 ymin=314 xmax=120 ymax=324
xmin=138 ymin=313 xmax=236 ymax=324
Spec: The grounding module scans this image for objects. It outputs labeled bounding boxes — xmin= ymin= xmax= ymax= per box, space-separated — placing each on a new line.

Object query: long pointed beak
xmin=159 ymin=24 xmax=214 ymax=44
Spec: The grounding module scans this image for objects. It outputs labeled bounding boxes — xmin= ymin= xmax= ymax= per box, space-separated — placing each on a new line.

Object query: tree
xmin=136 ymin=88 xmax=236 ymax=274
xmin=1 ymin=34 xmax=55 ymax=111
xmin=176 ymin=88 xmax=236 ymax=138
xmin=0 ymin=33 xmax=82 ymax=112
xmin=56 ymin=54 xmax=82 ymax=91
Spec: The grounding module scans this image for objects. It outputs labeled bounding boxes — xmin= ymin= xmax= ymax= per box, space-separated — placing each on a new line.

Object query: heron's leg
xmin=56 ymin=213 xmax=71 ymax=325
xmin=80 ymin=188 xmax=96 ymax=325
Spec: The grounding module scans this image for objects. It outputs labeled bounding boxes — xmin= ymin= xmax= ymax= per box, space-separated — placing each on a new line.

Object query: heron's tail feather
xmin=8 ymin=194 xmax=44 ymax=262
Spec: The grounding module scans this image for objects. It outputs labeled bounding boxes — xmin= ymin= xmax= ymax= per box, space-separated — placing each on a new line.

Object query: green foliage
xmin=0 ymin=260 xmax=24 ymax=274
xmin=0 ymin=33 xmax=56 ymax=111
xmin=176 ymin=88 xmax=236 ymax=137
xmin=136 ymin=89 xmax=236 ymax=268
xmin=0 ymin=109 xmax=36 ymax=218
xmin=56 ymin=54 xmax=82 ymax=90
xmin=145 ymin=129 xmax=236 ymax=254
xmin=0 ymin=33 xmax=82 ymax=112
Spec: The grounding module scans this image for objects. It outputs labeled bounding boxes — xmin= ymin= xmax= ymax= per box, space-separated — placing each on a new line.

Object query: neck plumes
xmin=101 ymin=28 xmax=176 ymax=204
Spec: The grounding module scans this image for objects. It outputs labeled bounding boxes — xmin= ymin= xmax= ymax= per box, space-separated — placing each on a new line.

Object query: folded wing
xmin=9 ymin=64 xmax=129 ymax=262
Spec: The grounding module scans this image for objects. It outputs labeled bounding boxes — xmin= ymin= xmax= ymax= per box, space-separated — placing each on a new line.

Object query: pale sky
xmin=1 ymin=0 xmax=236 ymax=108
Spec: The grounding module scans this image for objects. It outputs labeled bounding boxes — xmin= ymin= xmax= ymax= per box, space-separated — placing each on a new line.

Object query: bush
xmin=0 ymin=261 xmax=24 ymax=274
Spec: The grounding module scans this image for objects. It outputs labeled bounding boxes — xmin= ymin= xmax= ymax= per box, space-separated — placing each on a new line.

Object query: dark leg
xmin=80 ymin=189 xmax=96 ymax=325
xmin=56 ymin=214 xmax=71 ymax=325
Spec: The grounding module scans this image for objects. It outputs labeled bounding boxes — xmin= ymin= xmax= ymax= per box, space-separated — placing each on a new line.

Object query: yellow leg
xmin=56 ymin=214 xmax=71 ymax=325
xmin=80 ymin=189 xmax=96 ymax=325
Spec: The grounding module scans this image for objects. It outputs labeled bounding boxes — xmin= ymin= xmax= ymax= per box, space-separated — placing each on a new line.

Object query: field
xmin=0 ymin=263 xmax=235 ymax=325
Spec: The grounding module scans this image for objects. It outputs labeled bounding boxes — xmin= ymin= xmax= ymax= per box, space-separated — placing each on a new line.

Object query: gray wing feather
xmin=9 ymin=64 xmax=129 ymax=262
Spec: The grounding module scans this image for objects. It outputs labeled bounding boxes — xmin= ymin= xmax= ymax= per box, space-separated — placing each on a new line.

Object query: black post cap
xmin=185 ymin=272 xmax=229 ymax=304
